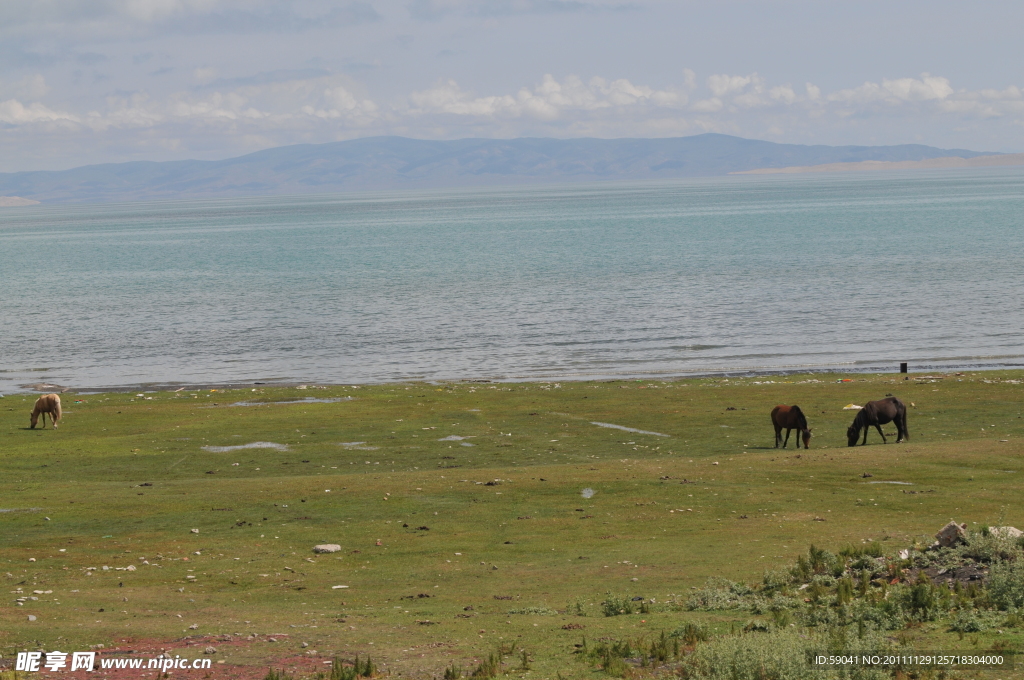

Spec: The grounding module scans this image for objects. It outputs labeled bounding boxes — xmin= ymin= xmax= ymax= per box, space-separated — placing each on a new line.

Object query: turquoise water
xmin=2 ymin=168 xmax=1023 ymax=392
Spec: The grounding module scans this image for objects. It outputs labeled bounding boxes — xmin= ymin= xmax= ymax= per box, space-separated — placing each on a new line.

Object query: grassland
xmin=2 ymin=371 xmax=1024 ymax=678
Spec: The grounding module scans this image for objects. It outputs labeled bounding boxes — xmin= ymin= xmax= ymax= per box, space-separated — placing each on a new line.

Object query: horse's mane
xmin=850 ymin=407 xmax=867 ymax=428
xmin=790 ymin=405 xmax=807 ymax=429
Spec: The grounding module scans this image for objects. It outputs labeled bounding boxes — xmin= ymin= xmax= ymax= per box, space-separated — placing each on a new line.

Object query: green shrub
xmin=674 ymin=621 xmax=710 ymax=645
xmin=507 ymin=606 xmax=557 ymax=615
xmin=566 ymin=597 xmax=588 ymax=616
xmin=949 ymin=609 xmax=984 ymax=633
xmin=329 ymin=657 xmax=355 ymax=680
xmin=686 ymin=578 xmax=752 ymax=611
xmin=326 ymin=655 xmax=373 ymax=680
xmin=601 ymin=593 xmax=635 ymax=616
xmin=264 ymin=670 xmax=294 ymax=680
xmin=645 ymin=631 xmax=678 ymax=665
xmin=680 ymin=628 xmax=891 ymax=680
xmin=743 ymin=619 xmax=771 ymax=633
xmin=957 ymin=530 xmax=1023 ymax=563
xmin=771 ymin=608 xmax=793 ymax=628
xmin=989 ymin=559 xmax=1024 ymax=610
xmin=599 ymin=655 xmax=629 ymax=678
xmin=470 ymin=652 xmax=500 ymax=678
xmin=762 ymin=567 xmax=792 ymax=591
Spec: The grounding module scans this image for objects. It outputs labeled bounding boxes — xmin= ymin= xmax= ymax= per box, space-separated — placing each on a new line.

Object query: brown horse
xmin=847 ymin=397 xmax=908 ymax=446
xmin=30 ymin=393 xmax=62 ymax=429
xmin=771 ymin=405 xmax=811 ymax=449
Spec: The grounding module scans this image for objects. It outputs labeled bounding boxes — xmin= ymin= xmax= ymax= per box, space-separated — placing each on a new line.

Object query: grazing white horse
xmin=30 ymin=393 xmax=62 ymax=429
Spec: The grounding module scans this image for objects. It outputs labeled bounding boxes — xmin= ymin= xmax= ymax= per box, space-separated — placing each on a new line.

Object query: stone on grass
xmin=191 ymin=528 xmax=199 ymax=534
xmin=313 ymin=544 xmax=341 ymax=554
xmin=935 ymin=521 xmax=967 ymax=548
xmin=204 ymin=646 xmax=217 ymax=654
xmin=991 ymin=526 xmax=1024 ymax=539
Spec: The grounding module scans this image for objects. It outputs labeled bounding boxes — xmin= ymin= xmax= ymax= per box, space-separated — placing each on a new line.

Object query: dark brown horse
xmin=771 ymin=405 xmax=811 ymax=449
xmin=847 ymin=397 xmax=908 ymax=446
xmin=30 ymin=393 xmax=62 ymax=429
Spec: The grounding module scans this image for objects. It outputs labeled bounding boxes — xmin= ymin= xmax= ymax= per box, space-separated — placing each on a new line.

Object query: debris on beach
xmin=843 ymin=404 xmax=863 ymax=410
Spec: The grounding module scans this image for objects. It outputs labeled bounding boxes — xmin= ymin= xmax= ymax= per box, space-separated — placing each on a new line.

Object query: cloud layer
xmin=4 ymin=69 xmax=1023 ymax=170
xmin=2 ymin=0 xmax=1024 ymax=170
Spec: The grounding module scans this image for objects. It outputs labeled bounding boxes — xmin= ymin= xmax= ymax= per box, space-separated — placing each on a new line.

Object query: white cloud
xmin=4 ymin=70 xmax=1022 ymax=139
xmin=406 ymin=74 xmax=685 ymax=121
xmin=3 ymin=68 xmax=1024 ymax=171
xmin=0 ymin=98 xmax=78 ymax=124
xmin=682 ymin=69 xmax=697 ymax=91
xmin=707 ymin=73 xmax=757 ymax=98
xmin=769 ymin=85 xmax=797 ymax=105
xmin=827 ymin=74 xmax=954 ymax=105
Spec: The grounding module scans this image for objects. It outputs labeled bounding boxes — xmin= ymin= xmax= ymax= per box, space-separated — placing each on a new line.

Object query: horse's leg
xmin=896 ymin=416 xmax=905 ymax=442
xmin=783 ymin=428 xmax=791 ymax=448
xmin=861 ymin=426 xmax=868 ymax=445
xmin=42 ymin=412 xmax=48 ymax=429
xmin=875 ymin=423 xmax=887 ymax=444
xmin=774 ymin=425 xmax=781 ymax=448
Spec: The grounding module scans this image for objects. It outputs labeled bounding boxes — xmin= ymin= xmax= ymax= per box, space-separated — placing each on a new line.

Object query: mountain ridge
xmin=0 ymin=133 xmax=1003 ymax=204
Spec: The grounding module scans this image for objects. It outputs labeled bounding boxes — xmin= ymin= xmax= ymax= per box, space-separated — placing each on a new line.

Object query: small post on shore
xmin=900 ymin=362 xmax=908 ymax=374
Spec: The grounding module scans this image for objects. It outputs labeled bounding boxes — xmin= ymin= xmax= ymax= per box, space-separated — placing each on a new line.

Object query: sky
xmin=2 ymin=0 xmax=1024 ymax=172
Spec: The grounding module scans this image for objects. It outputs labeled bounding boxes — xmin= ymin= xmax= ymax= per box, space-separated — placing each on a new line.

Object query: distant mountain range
xmin=0 ymin=134 xmax=1006 ymax=204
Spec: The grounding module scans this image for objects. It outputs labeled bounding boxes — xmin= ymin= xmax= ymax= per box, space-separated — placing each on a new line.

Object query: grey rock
xmin=990 ymin=526 xmax=1024 ymax=539
xmin=935 ymin=521 xmax=967 ymax=547
xmin=312 ymin=544 xmax=341 ymax=554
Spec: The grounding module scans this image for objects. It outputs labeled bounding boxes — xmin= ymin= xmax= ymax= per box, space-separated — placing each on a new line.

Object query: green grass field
xmin=2 ymin=372 xmax=1024 ymax=678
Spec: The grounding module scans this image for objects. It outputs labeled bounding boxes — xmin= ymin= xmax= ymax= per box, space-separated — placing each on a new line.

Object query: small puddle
xmin=227 ymin=397 xmax=353 ymax=407
xmin=590 ymin=422 xmax=669 ymax=437
xmin=438 ymin=435 xmax=472 ymax=441
xmin=202 ymin=442 xmax=289 ymax=452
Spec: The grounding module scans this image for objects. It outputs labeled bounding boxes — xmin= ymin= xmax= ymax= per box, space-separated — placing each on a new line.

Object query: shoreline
xmin=11 ymin=360 xmax=1024 ymax=395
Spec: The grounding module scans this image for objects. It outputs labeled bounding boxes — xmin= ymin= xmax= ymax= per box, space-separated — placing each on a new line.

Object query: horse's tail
xmin=53 ymin=397 xmax=62 ymax=425
xmin=899 ymin=399 xmax=908 ymax=440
